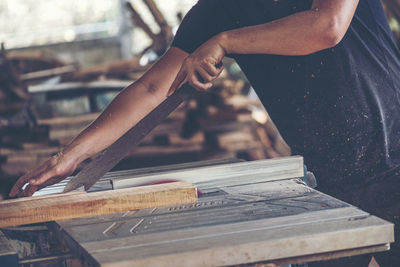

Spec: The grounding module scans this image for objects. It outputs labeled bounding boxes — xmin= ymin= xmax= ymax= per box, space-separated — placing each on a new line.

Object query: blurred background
xmin=0 ymin=0 xmax=399 ymax=200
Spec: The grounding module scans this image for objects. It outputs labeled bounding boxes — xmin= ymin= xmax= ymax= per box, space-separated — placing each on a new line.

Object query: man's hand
xmin=9 ymin=151 xmax=78 ymax=197
xmin=168 ymin=36 xmax=226 ymax=96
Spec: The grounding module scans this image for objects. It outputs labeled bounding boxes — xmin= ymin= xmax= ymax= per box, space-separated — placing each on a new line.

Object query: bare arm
xmin=66 ymin=47 xmax=188 ymax=160
xmin=219 ymin=0 xmax=359 ymax=56
xmin=10 ymin=47 xmax=189 ymax=197
xmin=168 ymin=0 xmax=359 ymax=94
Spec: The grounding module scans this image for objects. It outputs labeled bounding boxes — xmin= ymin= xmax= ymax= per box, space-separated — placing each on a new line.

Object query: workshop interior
xmin=0 ymin=1 xmax=399 ymax=266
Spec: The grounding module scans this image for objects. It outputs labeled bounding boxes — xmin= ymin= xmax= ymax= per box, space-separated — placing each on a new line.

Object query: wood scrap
xmin=0 ymin=78 xmax=287 ymax=178
xmin=0 ymin=181 xmax=197 ymax=228
xmin=125 ymin=2 xmax=159 ymax=43
xmin=6 ymin=50 xmax=65 ymax=74
xmin=142 ymin=0 xmax=173 ymax=41
xmin=0 ymin=230 xmax=18 ymax=265
xmin=0 ymin=43 xmax=28 ymax=104
xmin=125 ymin=1 xmax=171 ymax=55
xmin=61 ymin=58 xmax=147 ymax=82
xmin=20 ymin=65 xmax=76 ymax=82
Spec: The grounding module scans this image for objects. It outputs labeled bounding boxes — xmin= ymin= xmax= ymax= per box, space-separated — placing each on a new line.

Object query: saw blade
xmin=63 ymin=84 xmax=196 ymax=193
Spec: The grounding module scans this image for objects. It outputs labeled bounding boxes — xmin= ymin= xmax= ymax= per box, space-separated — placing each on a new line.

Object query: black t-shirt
xmin=171 ymin=0 xmax=400 ymax=193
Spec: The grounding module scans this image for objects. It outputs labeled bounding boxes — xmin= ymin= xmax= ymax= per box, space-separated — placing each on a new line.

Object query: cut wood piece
xmin=38 ymin=113 xmax=100 ymax=127
xmin=112 ymin=156 xmax=304 ymax=190
xmin=34 ymin=158 xmax=243 ymax=196
xmin=168 ymin=132 xmax=205 ymax=146
xmin=0 ymin=182 xmax=197 ymax=228
xmin=20 ymin=65 xmax=76 ymax=81
xmin=127 ymin=144 xmax=204 ymax=157
xmin=216 ymin=130 xmax=254 ymax=146
xmin=28 ymin=80 xmax=131 ymax=94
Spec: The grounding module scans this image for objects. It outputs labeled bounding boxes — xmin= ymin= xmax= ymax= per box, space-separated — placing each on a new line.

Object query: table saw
xmin=0 ymin=156 xmax=394 ymax=266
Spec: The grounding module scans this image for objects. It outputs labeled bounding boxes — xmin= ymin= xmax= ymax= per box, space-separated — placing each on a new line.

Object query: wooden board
xmin=0 ymin=182 xmax=197 ymax=228
xmin=28 ymin=80 xmax=131 ymax=94
xmin=33 ymin=158 xmax=243 ymax=196
xmin=112 ymin=156 xmax=304 ymax=190
xmin=52 ymin=176 xmax=394 ymax=266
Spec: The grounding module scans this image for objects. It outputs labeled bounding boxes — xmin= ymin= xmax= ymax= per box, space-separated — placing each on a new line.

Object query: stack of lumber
xmin=0 ymin=44 xmax=28 ymax=116
xmin=0 ymin=80 xmax=286 ymax=179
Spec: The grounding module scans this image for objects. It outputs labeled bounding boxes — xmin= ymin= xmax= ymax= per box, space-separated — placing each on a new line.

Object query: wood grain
xmin=0 ymin=182 xmax=197 ymax=228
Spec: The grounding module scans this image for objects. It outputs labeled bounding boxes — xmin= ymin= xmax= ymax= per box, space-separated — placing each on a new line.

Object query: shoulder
xmin=171 ymin=0 xmax=230 ymax=53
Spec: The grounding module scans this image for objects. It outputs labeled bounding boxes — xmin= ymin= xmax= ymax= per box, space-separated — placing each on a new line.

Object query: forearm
xmin=218 ymin=0 xmax=359 ymax=56
xmin=61 ymin=48 xmax=188 ymax=165
xmin=62 ymin=81 xmax=164 ymax=163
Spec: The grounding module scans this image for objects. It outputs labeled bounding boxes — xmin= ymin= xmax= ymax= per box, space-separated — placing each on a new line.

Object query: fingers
xmin=196 ymin=68 xmax=215 ymax=83
xmin=9 ymin=158 xmax=57 ymax=197
xmin=9 ymin=152 xmax=74 ymax=198
xmin=168 ymin=59 xmax=224 ymax=96
xmin=190 ymin=72 xmax=213 ymax=90
xmin=201 ymin=61 xmax=223 ymax=77
xmin=39 ymin=176 xmax=66 ymax=191
xmin=29 ymin=168 xmax=57 ymax=185
xmin=19 ymin=184 xmax=38 ymax=198
xmin=17 ymin=175 xmax=65 ymax=198
xmin=9 ymin=167 xmax=45 ymax=197
xmin=9 ymin=175 xmax=31 ymax=197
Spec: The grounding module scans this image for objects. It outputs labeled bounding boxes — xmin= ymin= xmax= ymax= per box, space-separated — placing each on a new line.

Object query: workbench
xmin=37 ymin=156 xmax=393 ymax=266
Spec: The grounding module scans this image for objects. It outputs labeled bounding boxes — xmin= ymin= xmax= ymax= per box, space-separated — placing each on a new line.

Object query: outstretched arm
xmin=10 ymin=47 xmax=189 ymax=197
xmin=168 ymin=0 xmax=359 ymax=94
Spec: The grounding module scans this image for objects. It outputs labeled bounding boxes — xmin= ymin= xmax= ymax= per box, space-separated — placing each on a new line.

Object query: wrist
xmin=61 ymin=142 xmax=91 ymax=167
xmin=214 ymin=32 xmax=230 ymax=55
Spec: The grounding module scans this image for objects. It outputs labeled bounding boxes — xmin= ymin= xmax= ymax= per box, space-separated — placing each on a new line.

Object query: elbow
xmin=323 ymin=24 xmax=344 ymax=48
xmin=318 ymin=16 xmax=346 ymax=49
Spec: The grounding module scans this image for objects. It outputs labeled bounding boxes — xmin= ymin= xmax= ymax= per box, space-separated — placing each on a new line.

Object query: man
xmin=10 ymin=0 xmax=400 ymax=265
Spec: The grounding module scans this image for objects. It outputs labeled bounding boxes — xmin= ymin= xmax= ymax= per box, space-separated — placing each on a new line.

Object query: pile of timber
xmin=0 ymin=44 xmax=29 ymax=116
xmin=0 ymin=79 xmax=289 ymax=178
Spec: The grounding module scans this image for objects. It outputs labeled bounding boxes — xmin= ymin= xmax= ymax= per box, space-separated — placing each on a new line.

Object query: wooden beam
xmin=142 ymin=0 xmax=173 ymax=39
xmin=19 ymin=65 xmax=76 ymax=81
xmin=0 ymin=182 xmax=197 ymax=228
xmin=125 ymin=2 xmax=158 ymax=41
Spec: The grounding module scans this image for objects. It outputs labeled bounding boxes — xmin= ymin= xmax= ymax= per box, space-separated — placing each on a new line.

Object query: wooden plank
xmin=112 ymin=156 xmax=304 ymax=190
xmin=0 ymin=182 xmax=197 ymax=228
xmin=19 ymin=65 xmax=76 ymax=81
xmin=28 ymin=80 xmax=131 ymax=94
xmin=37 ymin=113 xmax=100 ymax=127
xmin=34 ymin=158 xmax=243 ymax=196
xmin=142 ymin=0 xmax=173 ymax=39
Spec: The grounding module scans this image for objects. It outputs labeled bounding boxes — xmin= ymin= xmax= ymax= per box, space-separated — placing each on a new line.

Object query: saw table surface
xmin=50 ymin=157 xmax=394 ymax=267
